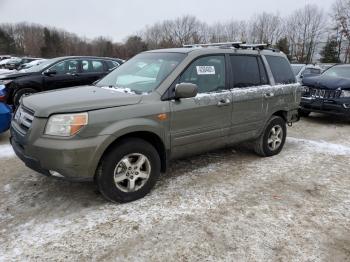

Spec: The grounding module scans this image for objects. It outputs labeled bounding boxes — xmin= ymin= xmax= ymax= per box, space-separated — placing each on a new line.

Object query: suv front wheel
xmin=96 ymin=138 xmax=161 ymax=203
xmin=254 ymin=116 xmax=287 ymax=157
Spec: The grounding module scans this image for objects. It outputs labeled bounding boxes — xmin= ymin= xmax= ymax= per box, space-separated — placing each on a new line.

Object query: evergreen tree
xmin=0 ymin=28 xmax=17 ymax=54
xmin=275 ymin=37 xmax=291 ymax=60
xmin=41 ymin=27 xmax=63 ymax=57
xmin=320 ymin=39 xmax=340 ymax=63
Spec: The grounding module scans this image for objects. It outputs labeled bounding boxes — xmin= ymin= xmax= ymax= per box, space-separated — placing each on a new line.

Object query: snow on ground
xmin=0 ymin=116 xmax=349 ymax=261
xmin=0 ymin=144 xmax=15 ymax=158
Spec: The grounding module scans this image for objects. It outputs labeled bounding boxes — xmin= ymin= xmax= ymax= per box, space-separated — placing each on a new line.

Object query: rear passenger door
xmin=228 ymin=55 xmax=269 ymax=143
xmin=79 ymin=59 xmax=107 ymax=85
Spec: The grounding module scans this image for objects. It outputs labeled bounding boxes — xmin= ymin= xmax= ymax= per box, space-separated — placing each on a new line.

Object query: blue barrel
xmin=0 ymin=103 xmax=11 ymax=133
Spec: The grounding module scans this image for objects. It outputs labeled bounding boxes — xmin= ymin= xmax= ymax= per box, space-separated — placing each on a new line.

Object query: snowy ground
xmin=0 ymin=113 xmax=349 ymax=261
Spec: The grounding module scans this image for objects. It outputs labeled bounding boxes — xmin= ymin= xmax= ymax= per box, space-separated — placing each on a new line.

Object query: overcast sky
xmin=0 ymin=0 xmax=332 ymax=42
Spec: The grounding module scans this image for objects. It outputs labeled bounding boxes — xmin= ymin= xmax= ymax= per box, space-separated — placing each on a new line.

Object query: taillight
xmin=0 ymin=85 xmax=7 ymax=102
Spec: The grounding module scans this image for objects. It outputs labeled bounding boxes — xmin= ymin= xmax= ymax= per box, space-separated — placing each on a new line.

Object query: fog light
xmin=49 ymin=170 xmax=64 ymax=178
xmin=343 ymin=104 xmax=350 ymax=109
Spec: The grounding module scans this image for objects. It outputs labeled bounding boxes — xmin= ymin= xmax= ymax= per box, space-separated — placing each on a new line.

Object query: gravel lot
xmin=0 ymin=114 xmax=349 ymax=261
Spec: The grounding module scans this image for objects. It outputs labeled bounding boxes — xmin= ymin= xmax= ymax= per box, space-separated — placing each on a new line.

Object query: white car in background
xmin=291 ymin=64 xmax=322 ymax=83
xmin=0 ymin=58 xmax=18 ymax=69
xmin=18 ymin=59 xmax=47 ymax=71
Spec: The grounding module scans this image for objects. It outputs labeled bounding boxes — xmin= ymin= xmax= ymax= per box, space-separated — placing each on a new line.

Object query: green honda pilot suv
xmin=10 ymin=44 xmax=301 ymax=203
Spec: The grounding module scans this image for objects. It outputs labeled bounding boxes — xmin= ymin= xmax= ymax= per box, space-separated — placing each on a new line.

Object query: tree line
xmin=0 ymin=1 xmax=347 ymax=63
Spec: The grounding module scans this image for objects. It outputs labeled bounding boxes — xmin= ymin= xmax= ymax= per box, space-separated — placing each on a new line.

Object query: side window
xmin=303 ymin=68 xmax=321 ymax=75
xmin=106 ymin=60 xmax=120 ymax=70
xmin=50 ymin=60 xmax=79 ymax=74
xmin=179 ymin=55 xmax=226 ymax=93
xmin=265 ymin=56 xmax=296 ymax=84
xmin=230 ymin=55 xmax=261 ymax=87
xmin=81 ymin=60 xmax=104 ymax=73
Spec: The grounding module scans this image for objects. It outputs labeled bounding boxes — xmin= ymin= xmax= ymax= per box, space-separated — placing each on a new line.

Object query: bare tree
xmin=249 ymin=12 xmax=282 ymax=44
xmin=285 ymin=5 xmax=325 ymax=63
xmin=332 ymin=0 xmax=350 ymax=62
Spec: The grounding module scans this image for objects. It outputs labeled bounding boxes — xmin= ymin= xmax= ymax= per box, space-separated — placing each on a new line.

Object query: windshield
xmin=23 ymin=58 xmax=56 ymax=73
xmin=322 ymin=66 xmax=350 ymax=79
xmin=291 ymin=65 xmax=303 ymax=76
xmin=96 ymin=52 xmax=186 ymax=94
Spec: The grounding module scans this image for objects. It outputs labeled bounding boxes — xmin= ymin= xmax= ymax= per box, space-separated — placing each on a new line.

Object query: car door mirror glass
xmin=175 ymin=83 xmax=198 ymax=99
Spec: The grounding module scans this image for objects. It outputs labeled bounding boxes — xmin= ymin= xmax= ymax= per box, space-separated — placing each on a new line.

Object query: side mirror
xmin=44 ymin=69 xmax=57 ymax=76
xmin=174 ymin=83 xmax=198 ymax=99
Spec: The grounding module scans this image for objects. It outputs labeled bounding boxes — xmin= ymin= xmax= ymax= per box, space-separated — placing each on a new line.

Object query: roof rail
xmin=240 ymin=43 xmax=268 ymax=50
xmin=183 ymin=42 xmax=280 ymax=52
xmin=183 ymin=41 xmax=243 ymax=48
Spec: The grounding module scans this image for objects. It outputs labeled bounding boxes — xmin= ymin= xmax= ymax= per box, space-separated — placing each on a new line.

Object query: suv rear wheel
xmin=96 ymin=138 xmax=161 ymax=203
xmin=254 ymin=116 xmax=287 ymax=157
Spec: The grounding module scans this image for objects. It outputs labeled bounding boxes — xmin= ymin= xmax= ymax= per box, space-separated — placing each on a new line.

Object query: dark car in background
xmin=300 ymin=64 xmax=350 ymax=119
xmin=291 ymin=64 xmax=322 ymax=83
xmin=17 ymin=59 xmax=47 ymax=71
xmin=0 ymin=56 xmax=123 ymax=106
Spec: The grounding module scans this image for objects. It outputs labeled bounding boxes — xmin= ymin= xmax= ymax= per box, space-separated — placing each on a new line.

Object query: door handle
xmin=264 ymin=92 xmax=275 ymax=98
xmin=217 ymin=98 xmax=231 ymax=107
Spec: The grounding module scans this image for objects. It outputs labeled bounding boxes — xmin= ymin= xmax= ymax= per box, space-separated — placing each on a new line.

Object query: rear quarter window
xmin=265 ymin=56 xmax=296 ymax=84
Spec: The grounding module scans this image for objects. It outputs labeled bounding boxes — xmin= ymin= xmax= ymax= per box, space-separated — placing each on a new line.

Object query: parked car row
xmin=2 ymin=44 xmax=350 ymax=203
xmin=0 ymin=55 xmax=123 ymax=134
xmin=0 ymin=56 xmax=42 ymax=70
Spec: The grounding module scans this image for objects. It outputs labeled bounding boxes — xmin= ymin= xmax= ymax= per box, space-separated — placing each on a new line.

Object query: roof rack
xmin=183 ymin=42 xmax=277 ymax=51
xmin=183 ymin=41 xmax=243 ymax=48
xmin=240 ymin=43 xmax=268 ymax=50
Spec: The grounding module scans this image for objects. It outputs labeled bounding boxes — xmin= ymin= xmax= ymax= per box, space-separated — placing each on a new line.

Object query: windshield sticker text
xmin=196 ymin=66 xmax=215 ymax=75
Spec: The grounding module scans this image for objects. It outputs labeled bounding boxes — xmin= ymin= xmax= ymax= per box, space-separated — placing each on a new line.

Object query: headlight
xmin=341 ymin=90 xmax=350 ymax=97
xmin=45 ymin=112 xmax=88 ymax=137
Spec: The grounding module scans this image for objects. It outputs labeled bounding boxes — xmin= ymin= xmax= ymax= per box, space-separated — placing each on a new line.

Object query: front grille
xmin=307 ymin=88 xmax=342 ymax=99
xmin=14 ymin=106 xmax=35 ymax=134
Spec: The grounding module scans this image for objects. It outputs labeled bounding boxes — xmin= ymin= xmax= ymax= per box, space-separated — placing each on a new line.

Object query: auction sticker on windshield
xmin=196 ymin=66 xmax=215 ymax=75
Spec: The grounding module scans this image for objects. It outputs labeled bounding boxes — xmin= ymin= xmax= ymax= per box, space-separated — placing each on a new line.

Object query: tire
xmin=96 ymin=138 xmax=161 ymax=203
xmin=13 ymin=88 xmax=37 ymax=107
xmin=254 ymin=116 xmax=287 ymax=157
xmin=298 ymin=109 xmax=311 ymax=117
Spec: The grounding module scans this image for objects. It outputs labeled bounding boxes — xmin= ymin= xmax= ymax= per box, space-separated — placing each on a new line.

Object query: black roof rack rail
xmin=183 ymin=42 xmax=280 ymax=52
xmin=183 ymin=41 xmax=243 ymax=48
xmin=240 ymin=43 xmax=268 ymax=50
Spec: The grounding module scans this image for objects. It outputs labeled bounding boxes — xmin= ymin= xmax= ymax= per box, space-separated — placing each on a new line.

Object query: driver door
xmin=170 ymin=55 xmax=232 ymax=159
xmin=44 ymin=59 xmax=81 ymax=90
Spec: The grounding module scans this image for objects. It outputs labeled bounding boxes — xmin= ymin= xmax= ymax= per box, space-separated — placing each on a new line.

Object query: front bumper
xmin=300 ymin=96 xmax=350 ymax=117
xmin=10 ymin=121 xmax=111 ymax=182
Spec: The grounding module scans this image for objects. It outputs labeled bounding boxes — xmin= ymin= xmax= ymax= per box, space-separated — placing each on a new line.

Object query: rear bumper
xmin=300 ymin=97 xmax=350 ymax=117
xmin=287 ymin=109 xmax=300 ymax=123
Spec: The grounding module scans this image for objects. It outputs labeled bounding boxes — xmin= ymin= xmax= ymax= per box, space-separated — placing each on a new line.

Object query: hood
xmin=23 ymin=85 xmax=142 ymax=117
xmin=0 ymin=71 xmax=39 ymax=80
xmin=302 ymin=75 xmax=350 ymax=90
